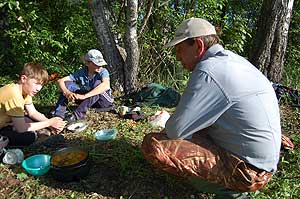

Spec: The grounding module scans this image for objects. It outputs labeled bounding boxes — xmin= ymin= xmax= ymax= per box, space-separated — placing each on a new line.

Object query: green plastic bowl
xmin=95 ymin=128 xmax=118 ymax=141
xmin=22 ymin=154 xmax=51 ymax=176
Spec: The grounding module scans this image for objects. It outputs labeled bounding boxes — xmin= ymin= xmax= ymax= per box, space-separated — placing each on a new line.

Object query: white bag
xmin=149 ymin=110 xmax=170 ymax=128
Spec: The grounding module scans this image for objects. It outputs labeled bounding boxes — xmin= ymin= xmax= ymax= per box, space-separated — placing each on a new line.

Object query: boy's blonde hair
xmin=19 ymin=62 xmax=49 ymax=84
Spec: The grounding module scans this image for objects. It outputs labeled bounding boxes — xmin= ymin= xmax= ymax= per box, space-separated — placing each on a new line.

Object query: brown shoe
xmin=36 ymin=128 xmax=52 ymax=137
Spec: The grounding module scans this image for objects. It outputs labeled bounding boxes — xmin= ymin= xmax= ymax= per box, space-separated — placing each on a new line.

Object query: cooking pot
xmin=50 ymin=147 xmax=91 ymax=182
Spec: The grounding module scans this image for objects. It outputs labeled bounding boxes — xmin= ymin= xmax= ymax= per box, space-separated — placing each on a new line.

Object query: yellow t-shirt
xmin=0 ymin=83 xmax=32 ymax=128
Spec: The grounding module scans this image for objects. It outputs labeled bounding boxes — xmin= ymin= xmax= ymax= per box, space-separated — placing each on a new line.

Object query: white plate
xmin=67 ymin=122 xmax=88 ymax=132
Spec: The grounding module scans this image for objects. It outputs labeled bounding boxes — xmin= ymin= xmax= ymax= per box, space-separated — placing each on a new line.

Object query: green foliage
xmin=137 ymin=0 xmax=262 ymax=91
xmin=1 ymin=0 xmax=299 ymax=97
xmin=0 ymin=0 xmax=100 ymax=104
xmin=1 ymin=0 xmax=97 ymax=77
xmin=16 ymin=172 xmax=28 ymax=181
xmin=33 ymin=82 xmax=60 ymax=106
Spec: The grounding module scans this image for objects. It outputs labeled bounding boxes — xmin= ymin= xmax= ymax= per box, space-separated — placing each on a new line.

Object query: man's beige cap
xmin=164 ymin=17 xmax=216 ymax=48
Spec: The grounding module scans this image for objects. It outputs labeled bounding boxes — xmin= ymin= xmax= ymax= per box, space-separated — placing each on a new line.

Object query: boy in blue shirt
xmin=54 ymin=49 xmax=114 ymax=122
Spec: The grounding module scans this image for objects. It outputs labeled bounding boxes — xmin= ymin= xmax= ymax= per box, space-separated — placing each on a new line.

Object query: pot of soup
xmin=50 ymin=147 xmax=91 ymax=182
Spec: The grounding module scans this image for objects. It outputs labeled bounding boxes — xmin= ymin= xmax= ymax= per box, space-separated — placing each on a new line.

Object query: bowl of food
xmin=50 ymin=147 xmax=91 ymax=182
xmin=95 ymin=128 xmax=118 ymax=141
xmin=22 ymin=154 xmax=51 ymax=176
xmin=67 ymin=122 xmax=88 ymax=133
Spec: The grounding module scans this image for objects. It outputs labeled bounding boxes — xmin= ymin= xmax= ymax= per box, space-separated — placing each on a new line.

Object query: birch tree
xmin=124 ymin=0 xmax=139 ymax=93
xmin=88 ymin=0 xmax=141 ymax=94
xmin=88 ymin=0 xmax=125 ymax=92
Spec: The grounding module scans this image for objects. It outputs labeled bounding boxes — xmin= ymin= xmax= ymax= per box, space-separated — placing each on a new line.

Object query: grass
xmin=0 ymin=83 xmax=300 ymax=199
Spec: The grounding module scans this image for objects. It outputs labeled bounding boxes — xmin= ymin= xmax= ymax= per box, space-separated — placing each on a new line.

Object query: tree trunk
xmin=250 ymin=0 xmax=294 ymax=83
xmin=124 ymin=0 xmax=139 ymax=94
xmin=88 ymin=0 xmax=125 ymax=92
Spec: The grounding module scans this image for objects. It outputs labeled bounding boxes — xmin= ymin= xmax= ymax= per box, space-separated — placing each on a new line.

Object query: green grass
xmin=0 ymin=102 xmax=299 ymax=199
xmin=255 ymin=150 xmax=300 ymax=199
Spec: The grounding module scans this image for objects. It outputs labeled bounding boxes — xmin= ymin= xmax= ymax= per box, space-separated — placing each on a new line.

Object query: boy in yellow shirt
xmin=0 ymin=62 xmax=66 ymax=147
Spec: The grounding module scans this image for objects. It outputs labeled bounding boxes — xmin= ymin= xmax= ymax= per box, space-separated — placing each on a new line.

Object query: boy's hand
xmin=50 ymin=117 xmax=67 ymax=132
xmin=75 ymin=93 xmax=85 ymax=100
xmin=64 ymin=91 xmax=76 ymax=102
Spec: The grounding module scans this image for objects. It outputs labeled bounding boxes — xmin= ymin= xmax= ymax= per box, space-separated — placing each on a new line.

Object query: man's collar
xmin=201 ymin=44 xmax=224 ymax=61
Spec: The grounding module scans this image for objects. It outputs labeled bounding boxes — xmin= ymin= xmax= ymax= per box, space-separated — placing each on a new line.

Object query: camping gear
xmin=95 ymin=129 xmax=118 ymax=141
xmin=22 ymin=154 xmax=51 ymax=176
xmin=119 ymin=105 xmax=131 ymax=116
xmin=272 ymin=83 xmax=300 ymax=106
xmin=149 ymin=110 xmax=170 ymax=128
xmin=118 ymin=106 xmax=145 ymax=121
xmin=67 ymin=122 xmax=88 ymax=132
xmin=3 ymin=149 xmax=24 ymax=164
xmin=12 ymin=149 xmax=24 ymax=163
xmin=3 ymin=150 xmax=17 ymax=165
xmin=50 ymin=147 xmax=91 ymax=182
xmin=122 ymin=110 xmax=145 ymax=121
xmin=130 ymin=83 xmax=181 ymax=107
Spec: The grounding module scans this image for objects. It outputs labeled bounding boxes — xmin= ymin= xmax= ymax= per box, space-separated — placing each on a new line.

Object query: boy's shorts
xmin=141 ymin=131 xmax=272 ymax=192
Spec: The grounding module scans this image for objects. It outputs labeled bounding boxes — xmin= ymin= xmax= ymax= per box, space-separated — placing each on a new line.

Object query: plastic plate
xmin=67 ymin=122 xmax=88 ymax=132
xmin=95 ymin=129 xmax=118 ymax=141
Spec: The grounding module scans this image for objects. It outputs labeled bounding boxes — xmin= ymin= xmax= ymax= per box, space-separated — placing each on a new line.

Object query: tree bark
xmin=88 ymin=0 xmax=125 ymax=92
xmin=124 ymin=0 xmax=139 ymax=94
xmin=250 ymin=0 xmax=294 ymax=83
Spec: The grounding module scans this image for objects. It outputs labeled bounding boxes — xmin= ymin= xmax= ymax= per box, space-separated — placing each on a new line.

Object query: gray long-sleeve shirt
xmin=165 ymin=44 xmax=281 ymax=172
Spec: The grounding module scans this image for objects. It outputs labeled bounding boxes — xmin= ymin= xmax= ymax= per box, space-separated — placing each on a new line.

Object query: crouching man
xmin=141 ymin=18 xmax=281 ymax=199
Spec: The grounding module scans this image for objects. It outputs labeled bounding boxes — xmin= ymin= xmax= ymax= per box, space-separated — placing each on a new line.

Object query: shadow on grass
xmin=14 ymin=104 xmax=207 ymax=199
xmin=30 ymin=137 xmax=200 ymax=199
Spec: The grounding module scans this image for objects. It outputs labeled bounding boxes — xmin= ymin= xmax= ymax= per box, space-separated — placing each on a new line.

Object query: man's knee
xmin=141 ymin=133 xmax=156 ymax=155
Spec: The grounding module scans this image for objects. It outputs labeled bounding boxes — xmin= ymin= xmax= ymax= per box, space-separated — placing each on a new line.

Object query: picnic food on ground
xmin=51 ymin=148 xmax=88 ymax=167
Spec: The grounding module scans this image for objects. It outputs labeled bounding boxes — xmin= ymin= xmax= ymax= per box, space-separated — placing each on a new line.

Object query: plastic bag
xmin=2 ymin=148 xmax=24 ymax=165
xmin=130 ymin=83 xmax=181 ymax=107
xmin=149 ymin=110 xmax=170 ymax=128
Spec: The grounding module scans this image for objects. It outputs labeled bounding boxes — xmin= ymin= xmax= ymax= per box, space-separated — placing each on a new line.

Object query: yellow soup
xmin=51 ymin=150 xmax=87 ymax=167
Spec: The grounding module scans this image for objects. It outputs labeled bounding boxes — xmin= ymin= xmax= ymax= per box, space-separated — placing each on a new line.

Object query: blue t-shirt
xmin=69 ymin=67 xmax=110 ymax=93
